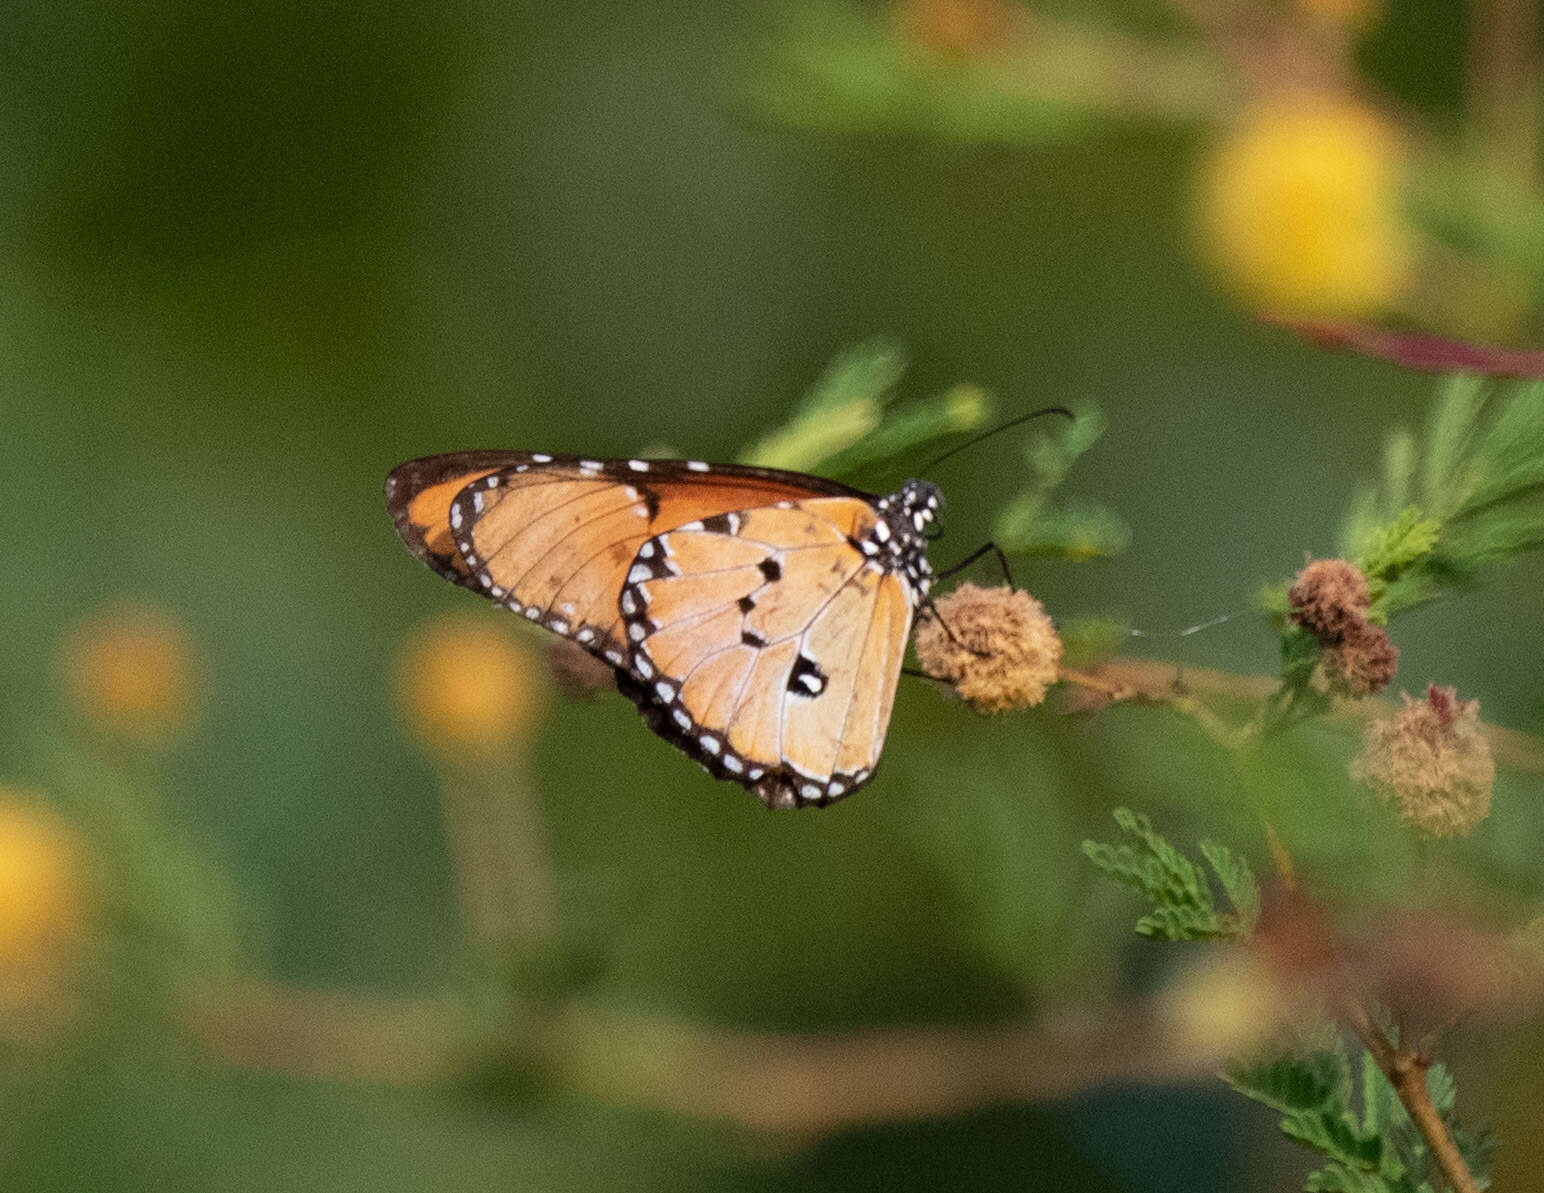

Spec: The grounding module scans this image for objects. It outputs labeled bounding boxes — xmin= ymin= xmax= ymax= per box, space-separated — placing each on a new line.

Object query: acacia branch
xmin=1065 ymin=656 xmax=1544 ymax=774
xmin=1342 ymin=998 xmax=1481 ymax=1193
xmin=189 ymin=982 xmax=1224 ymax=1134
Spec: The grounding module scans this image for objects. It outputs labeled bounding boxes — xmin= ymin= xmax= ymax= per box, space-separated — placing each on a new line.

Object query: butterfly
xmin=385 ymin=450 xmax=943 ymax=808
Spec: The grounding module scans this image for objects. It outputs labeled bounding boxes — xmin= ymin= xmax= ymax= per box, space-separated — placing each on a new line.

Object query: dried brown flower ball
xmin=913 ymin=583 xmax=1062 ymax=714
xmin=1288 ymin=558 xmax=1371 ymax=641
xmin=1321 ymin=619 xmax=1399 ymax=697
xmin=1351 ymin=684 xmax=1495 ymax=838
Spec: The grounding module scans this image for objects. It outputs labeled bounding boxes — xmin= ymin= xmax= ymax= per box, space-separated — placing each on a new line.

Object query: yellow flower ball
xmin=1198 ymin=96 xmax=1408 ymax=318
xmin=1161 ymin=950 xmax=1284 ymax=1059
xmin=60 ymin=603 xmax=200 ymax=744
xmin=0 ymin=797 xmax=87 ymax=966
xmin=0 ymin=793 xmax=94 ymax=1033
xmin=396 ymin=613 xmax=546 ymax=759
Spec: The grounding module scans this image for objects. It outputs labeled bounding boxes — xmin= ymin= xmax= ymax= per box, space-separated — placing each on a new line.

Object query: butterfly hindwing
xmin=619 ymin=497 xmax=915 ymax=808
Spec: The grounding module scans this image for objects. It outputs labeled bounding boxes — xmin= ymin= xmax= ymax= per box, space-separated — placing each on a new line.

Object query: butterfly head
xmin=871 ymin=479 xmax=941 ymax=601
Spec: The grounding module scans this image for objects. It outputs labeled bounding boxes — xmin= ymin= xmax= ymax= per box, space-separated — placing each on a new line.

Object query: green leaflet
xmin=992 ymin=403 xmax=1130 ymax=562
xmin=1333 ymin=376 xmax=1544 ymax=616
xmin=1223 ymin=1028 xmax=1493 ymax=1192
xmin=737 ymin=334 xmax=994 ymax=479
xmin=1081 ymin=808 xmax=1259 ymax=941
xmin=740 ymin=338 xmax=1121 ymax=564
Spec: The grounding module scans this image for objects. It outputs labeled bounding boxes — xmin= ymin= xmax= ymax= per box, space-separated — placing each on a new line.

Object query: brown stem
xmin=1468 ymin=0 xmax=1542 ymax=183
xmin=435 ymin=753 xmax=554 ymax=960
xmin=1342 ymin=998 xmax=1481 ymax=1193
xmin=1066 ymin=656 xmax=1544 ymax=774
xmin=1060 ymin=665 xmax=1244 ymax=751
xmin=189 ymin=983 xmax=1227 ymax=1133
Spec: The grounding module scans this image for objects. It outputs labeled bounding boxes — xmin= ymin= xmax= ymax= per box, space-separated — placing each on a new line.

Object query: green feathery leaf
xmin=1082 ymin=808 xmax=1259 ymax=941
xmin=737 ymin=337 xmax=997 ymax=484
xmin=994 ymin=404 xmax=1127 ymax=562
xmin=1222 ymin=1025 xmax=1493 ymax=1192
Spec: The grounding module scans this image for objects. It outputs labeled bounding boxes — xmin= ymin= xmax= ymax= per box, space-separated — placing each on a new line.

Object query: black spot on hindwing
xmin=787 ymin=653 xmax=828 ymax=698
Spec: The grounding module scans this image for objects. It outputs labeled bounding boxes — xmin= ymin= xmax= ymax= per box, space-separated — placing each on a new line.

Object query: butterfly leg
xmin=936 ymin=541 xmax=1015 ymax=588
xmin=916 ymin=595 xmax=995 ymax=659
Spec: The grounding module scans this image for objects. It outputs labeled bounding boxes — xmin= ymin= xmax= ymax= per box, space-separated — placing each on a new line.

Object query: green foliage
xmin=1081 ymin=808 xmax=1259 ymax=941
xmin=745 ymin=2 xmax=1093 ymax=145
xmin=738 ymin=336 xmax=994 ymax=482
xmin=738 ymin=336 xmax=901 ymax=470
xmin=746 ymin=1 xmax=1227 ymax=144
xmin=739 ymin=340 xmax=1123 ymax=567
xmin=997 ymin=496 xmax=1131 ymax=559
xmin=43 ymin=739 xmax=252 ymax=998
xmin=1251 ymin=623 xmax=1333 ymax=741
xmin=1256 ymin=374 xmax=1544 ymax=741
xmin=993 ymin=405 xmax=1130 ymax=560
xmin=1223 ymin=1033 xmax=1494 ymax=1193
xmin=1337 ymin=376 xmax=1544 ymax=619
xmin=1057 ymin=616 xmax=1132 ymax=668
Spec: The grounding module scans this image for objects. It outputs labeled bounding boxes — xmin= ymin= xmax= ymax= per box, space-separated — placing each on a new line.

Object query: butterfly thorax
xmin=865 ymin=479 xmax=939 ymax=603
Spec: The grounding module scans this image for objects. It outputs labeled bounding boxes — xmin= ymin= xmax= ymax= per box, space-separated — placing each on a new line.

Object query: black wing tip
xmin=384 ymin=451 xmax=523 ymax=512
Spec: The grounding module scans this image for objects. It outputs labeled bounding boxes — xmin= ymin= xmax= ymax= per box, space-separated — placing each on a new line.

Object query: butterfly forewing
xmin=385 ymin=451 xmax=522 ymax=586
xmin=389 ymin=452 xmax=864 ymax=663
xmin=620 ymin=496 xmax=914 ymax=807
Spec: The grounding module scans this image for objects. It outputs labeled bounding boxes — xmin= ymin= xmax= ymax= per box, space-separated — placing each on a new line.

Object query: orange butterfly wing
xmin=386 ymin=452 xmax=920 ymax=807
xmin=385 ymin=452 xmax=519 ymax=586
xmin=621 ymin=498 xmax=914 ymax=807
xmin=386 ymin=452 xmax=863 ymax=667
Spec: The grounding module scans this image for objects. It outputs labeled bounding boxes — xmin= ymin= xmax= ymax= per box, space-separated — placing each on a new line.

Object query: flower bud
xmin=1288 ymin=558 xmax=1370 ymax=641
xmin=1321 ymin=619 xmax=1399 ymax=697
xmin=1351 ymin=684 xmax=1494 ymax=838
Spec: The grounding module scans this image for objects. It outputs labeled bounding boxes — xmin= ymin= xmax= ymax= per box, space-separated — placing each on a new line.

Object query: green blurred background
xmin=3 ymin=1 xmax=1542 ymax=1189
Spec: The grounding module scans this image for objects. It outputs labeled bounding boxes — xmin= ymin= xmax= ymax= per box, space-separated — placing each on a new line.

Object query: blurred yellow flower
xmin=0 ymin=793 xmax=93 ymax=1024
xmin=60 ymin=602 xmax=200 ymax=744
xmin=1160 ymin=949 xmax=1285 ymax=1058
xmin=1295 ymin=0 xmax=1383 ymax=31
xmin=396 ymin=613 xmax=546 ymax=759
xmin=1197 ymin=96 xmax=1408 ymax=319
xmin=892 ymin=0 xmax=1021 ymax=59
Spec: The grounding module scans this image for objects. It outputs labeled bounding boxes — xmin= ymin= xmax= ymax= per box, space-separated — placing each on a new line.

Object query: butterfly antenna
xmin=918 ymin=406 xmax=1074 ymax=476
